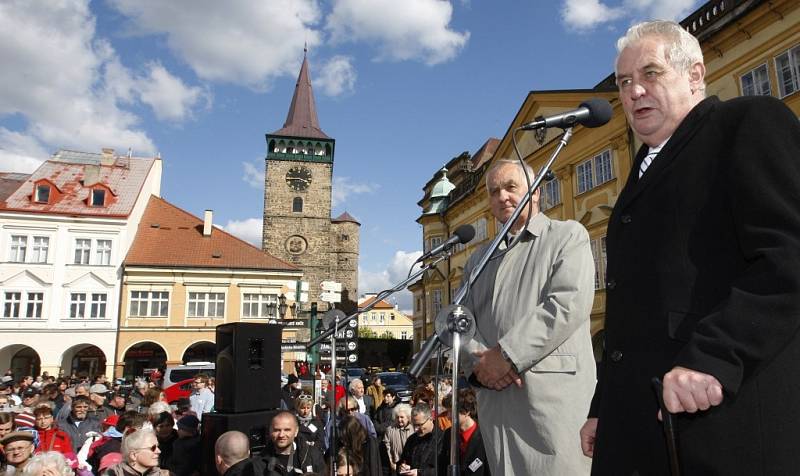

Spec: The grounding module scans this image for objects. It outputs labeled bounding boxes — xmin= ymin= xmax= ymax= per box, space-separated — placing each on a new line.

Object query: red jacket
xmin=37 ymin=427 xmax=73 ymax=455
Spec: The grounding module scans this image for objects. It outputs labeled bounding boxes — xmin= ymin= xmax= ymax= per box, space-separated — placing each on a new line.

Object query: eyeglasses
xmin=136 ymin=444 xmax=159 ymax=452
xmin=412 ymin=418 xmax=431 ymax=429
xmin=297 ymin=394 xmax=313 ymax=401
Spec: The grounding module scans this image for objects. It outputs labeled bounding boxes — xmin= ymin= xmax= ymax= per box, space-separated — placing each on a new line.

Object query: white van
xmin=163 ymin=362 xmax=215 ymax=387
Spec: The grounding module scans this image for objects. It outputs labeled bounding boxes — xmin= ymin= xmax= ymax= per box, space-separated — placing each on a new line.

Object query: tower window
xmin=35 ymin=185 xmax=51 ymax=203
xmin=292 ymin=197 xmax=303 ymax=213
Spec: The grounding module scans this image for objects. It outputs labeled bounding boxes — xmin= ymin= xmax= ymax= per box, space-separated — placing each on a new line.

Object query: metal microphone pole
xmin=408 ymin=127 xmax=577 ymax=475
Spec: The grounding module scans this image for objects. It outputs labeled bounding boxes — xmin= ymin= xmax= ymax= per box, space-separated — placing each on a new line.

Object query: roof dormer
xmin=86 ymin=183 xmax=115 ymax=208
xmin=31 ymin=179 xmax=62 ymax=205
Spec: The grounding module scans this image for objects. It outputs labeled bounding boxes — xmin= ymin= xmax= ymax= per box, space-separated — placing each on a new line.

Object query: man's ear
xmin=688 ymin=61 xmax=706 ymax=92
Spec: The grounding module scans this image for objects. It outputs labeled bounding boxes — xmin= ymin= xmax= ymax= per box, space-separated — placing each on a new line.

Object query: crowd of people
xmin=0 ymin=370 xmax=482 ymax=476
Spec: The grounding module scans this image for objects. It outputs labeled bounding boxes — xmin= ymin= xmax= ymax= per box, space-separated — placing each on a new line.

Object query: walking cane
xmin=652 ymin=377 xmax=681 ymax=476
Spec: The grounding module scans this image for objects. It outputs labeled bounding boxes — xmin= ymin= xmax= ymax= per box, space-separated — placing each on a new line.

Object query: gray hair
xmin=147 ymin=401 xmax=172 ymax=418
xmin=392 ymin=403 xmax=412 ymax=419
xmin=485 ymin=159 xmax=535 ymax=190
xmin=411 ymin=402 xmax=432 ymax=421
xmin=22 ymin=452 xmax=73 ymax=476
xmin=616 ymin=20 xmax=705 ymax=90
xmin=121 ymin=427 xmax=157 ymax=461
xmin=348 ymin=378 xmax=363 ymax=392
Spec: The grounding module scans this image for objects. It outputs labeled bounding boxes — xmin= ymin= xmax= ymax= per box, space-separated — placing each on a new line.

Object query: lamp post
xmin=278 ymin=294 xmax=288 ymax=318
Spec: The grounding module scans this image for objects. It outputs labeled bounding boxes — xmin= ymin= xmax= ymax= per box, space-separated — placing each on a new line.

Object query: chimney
xmin=203 ymin=210 xmax=213 ymax=236
xmin=83 ymin=164 xmax=101 ymax=187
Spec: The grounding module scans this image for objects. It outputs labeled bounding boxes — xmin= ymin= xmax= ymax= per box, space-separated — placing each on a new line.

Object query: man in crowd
xmin=171 ymin=414 xmax=202 ymax=476
xmin=20 ymin=388 xmax=40 ymax=411
xmin=251 ymin=410 xmax=324 ymax=475
xmin=397 ymin=403 xmax=441 ymax=476
xmin=0 ymin=378 xmax=20 ymax=406
xmin=438 ymin=388 xmax=489 ymax=475
xmin=33 ymin=404 xmax=73 ymax=456
xmin=214 ymin=431 xmax=251 ymax=476
xmin=88 ymin=384 xmax=113 ymax=420
xmin=105 ymin=388 xmax=128 ymax=416
xmin=189 ymin=373 xmax=214 ymax=420
xmin=580 ymin=20 xmax=800 ymax=475
xmin=58 ymin=394 xmax=101 ymax=453
xmin=462 ymin=158 xmax=596 ymax=474
xmin=347 ymin=379 xmax=373 ymax=418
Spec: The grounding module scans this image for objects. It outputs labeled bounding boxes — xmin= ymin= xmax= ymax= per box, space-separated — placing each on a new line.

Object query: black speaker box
xmin=215 ymin=322 xmax=282 ymax=413
xmin=200 ymin=409 xmax=277 ymax=475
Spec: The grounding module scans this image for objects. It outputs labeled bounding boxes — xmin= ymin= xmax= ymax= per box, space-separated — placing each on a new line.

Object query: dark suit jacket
xmin=438 ymin=425 xmax=490 ymax=476
xmin=590 ymin=96 xmax=800 ymax=475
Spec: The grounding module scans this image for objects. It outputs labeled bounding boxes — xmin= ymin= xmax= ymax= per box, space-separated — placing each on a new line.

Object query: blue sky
xmin=0 ymin=0 xmax=702 ymax=311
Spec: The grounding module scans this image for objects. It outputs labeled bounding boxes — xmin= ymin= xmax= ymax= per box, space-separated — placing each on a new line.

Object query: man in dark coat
xmin=397 ymin=403 xmax=443 ymax=476
xmin=579 ymin=20 xmax=800 ymax=475
xmin=439 ymin=388 xmax=490 ymax=476
xmin=214 ymin=431 xmax=251 ymax=476
xmin=246 ymin=411 xmax=324 ymax=476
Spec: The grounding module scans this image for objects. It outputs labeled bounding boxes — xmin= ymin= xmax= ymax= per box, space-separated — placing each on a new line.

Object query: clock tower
xmin=263 ymin=50 xmax=359 ymax=308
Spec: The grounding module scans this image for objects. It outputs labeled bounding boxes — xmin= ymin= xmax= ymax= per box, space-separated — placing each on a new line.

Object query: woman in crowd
xmin=336 ymin=416 xmax=380 ymax=476
xmin=294 ymin=394 xmax=325 ymax=451
xmin=382 ymin=404 xmax=412 ymax=475
xmin=102 ymin=428 xmax=165 ymax=476
xmin=32 ymin=405 xmax=73 ymax=456
xmin=335 ymin=449 xmax=360 ymax=476
xmin=151 ymin=412 xmax=177 ymax=471
xmin=21 ymin=451 xmax=73 ymax=476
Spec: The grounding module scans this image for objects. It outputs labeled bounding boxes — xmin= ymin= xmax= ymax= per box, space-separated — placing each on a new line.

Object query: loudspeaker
xmin=200 ymin=409 xmax=277 ymax=476
xmin=215 ymin=322 xmax=282 ymax=413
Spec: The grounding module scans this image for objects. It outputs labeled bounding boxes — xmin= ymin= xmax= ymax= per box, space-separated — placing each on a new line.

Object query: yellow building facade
xmin=412 ymin=0 xmax=800 ymax=354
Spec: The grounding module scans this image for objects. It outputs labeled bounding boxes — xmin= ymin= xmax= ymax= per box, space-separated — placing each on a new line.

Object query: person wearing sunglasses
xmin=103 ymin=428 xmax=165 ymax=475
xmin=294 ymin=394 xmax=325 ymax=451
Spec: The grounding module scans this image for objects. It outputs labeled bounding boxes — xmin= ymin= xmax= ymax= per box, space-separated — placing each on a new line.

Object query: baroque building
xmin=412 ymin=0 xmax=800 ymax=355
xmin=262 ymin=51 xmax=360 ymax=312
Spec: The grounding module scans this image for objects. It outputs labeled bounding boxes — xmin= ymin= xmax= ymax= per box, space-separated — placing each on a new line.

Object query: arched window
xmin=269 ymin=139 xmax=276 ymax=153
xmin=293 ymin=197 xmax=303 ymax=213
xmin=325 ymin=144 xmax=331 ymax=156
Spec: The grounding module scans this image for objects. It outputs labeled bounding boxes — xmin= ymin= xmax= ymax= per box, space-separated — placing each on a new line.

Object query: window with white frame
xmin=401 ymin=330 xmax=409 ymax=339
xmin=775 ymin=44 xmax=800 ymax=98
xmin=540 ymin=178 xmax=562 ymax=211
xmin=95 ymin=240 xmax=112 ymax=265
xmin=90 ymin=189 xmax=106 ymax=207
xmin=26 ymin=292 xmax=43 ymax=319
xmin=74 ymin=239 xmax=91 ymax=265
xmin=9 ymin=236 xmax=27 ymax=262
xmin=3 ymin=292 xmax=21 ymax=318
xmin=242 ymin=293 xmax=278 ymax=319
xmin=31 ymin=237 xmax=49 ymax=263
xmin=577 ymin=150 xmax=615 ymax=194
xmin=590 ymin=237 xmax=608 ymax=290
xmin=432 ymin=289 xmax=443 ymax=314
xmin=379 ymin=312 xmax=385 ymax=324
xmin=35 ymin=185 xmax=51 ymax=203
xmin=740 ymin=63 xmax=771 ymax=96
xmin=188 ymin=292 xmax=225 ymax=318
xmin=129 ymin=291 xmax=169 ymax=317
xmin=90 ymin=293 xmax=107 ymax=318
xmin=69 ymin=293 xmax=87 ymax=318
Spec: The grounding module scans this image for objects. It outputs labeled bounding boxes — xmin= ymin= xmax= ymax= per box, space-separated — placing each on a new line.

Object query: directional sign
xmin=266 ymin=319 xmax=306 ymax=327
xmin=319 ymin=354 xmax=347 ymax=362
xmin=321 ymin=281 xmax=343 ymax=292
xmin=320 ymin=291 xmax=342 ymax=303
xmin=347 ymin=354 xmax=358 ymax=363
xmin=281 ymin=343 xmax=308 ymax=352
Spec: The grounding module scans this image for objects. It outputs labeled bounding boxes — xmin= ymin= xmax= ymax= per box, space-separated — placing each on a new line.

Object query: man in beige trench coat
xmin=461 ymin=159 xmax=596 ymax=475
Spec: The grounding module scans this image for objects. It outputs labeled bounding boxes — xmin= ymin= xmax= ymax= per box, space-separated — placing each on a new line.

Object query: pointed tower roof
xmin=271 ymin=50 xmax=331 ymax=140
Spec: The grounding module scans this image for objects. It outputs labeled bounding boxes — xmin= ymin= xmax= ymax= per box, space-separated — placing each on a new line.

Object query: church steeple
xmin=271 ymin=49 xmax=330 ymax=140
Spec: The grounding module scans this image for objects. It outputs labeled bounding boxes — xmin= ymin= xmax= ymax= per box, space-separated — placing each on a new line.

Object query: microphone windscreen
xmin=579 ymin=98 xmax=613 ymax=128
xmin=454 ymin=224 xmax=476 ymax=244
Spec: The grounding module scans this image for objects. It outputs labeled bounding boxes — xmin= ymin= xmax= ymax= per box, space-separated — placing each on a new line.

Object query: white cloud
xmin=332 ymin=176 xmax=377 ymax=207
xmin=0 ymin=128 xmax=49 ymax=173
xmin=315 ymin=56 xmax=357 ymax=96
xmin=138 ymin=62 xmax=209 ymax=121
xmin=359 ymin=250 xmax=423 ymax=313
xmin=561 ymin=0 xmax=701 ymax=31
xmin=0 ymin=1 xmax=204 ymax=167
xmin=561 ymin=0 xmax=623 ymax=30
xmin=327 ymin=0 xmax=469 ymax=65
xmin=109 ymin=0 xmax=323 ymax=89
xmin=242 ymin=161 xmax=263 ymax=189
xmin=223 ymin=217 xmax=263 ymax=246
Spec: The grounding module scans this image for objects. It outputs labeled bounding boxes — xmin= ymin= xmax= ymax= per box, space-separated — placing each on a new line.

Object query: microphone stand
xmin=408 ymin=127 xmax=576 ymax=475
xmin=306 ymin=254 xmax=450 ymax=475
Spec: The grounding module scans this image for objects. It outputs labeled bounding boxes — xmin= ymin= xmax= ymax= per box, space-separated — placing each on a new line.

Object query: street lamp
xmin=278 ymin=294 xmax=288 ymax=318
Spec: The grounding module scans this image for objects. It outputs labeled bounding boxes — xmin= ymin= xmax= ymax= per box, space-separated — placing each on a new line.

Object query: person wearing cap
xmin=188 ymin=374 xmax=213 ymax=421
xmin=20 ymin=388 xmax=40 ymax=411
xmin=33 ymin=404 xmax=73 ymax=457
xmin=0 ymin=429 xmax=36 ymax=473
xmin=169 ymin=415 xmax=201 ymax=476
xmin=88 ymin=384 xmax=114 ymax=421
xmin=105 ymin=390 xmax=128 ymax=417
xmin=58 ymin=395 xmax=101 ymax=453
xmin=280 ymin=374 xmax=300 ymax=411
xmin=0 ymin=379 xmax=20 ymax=408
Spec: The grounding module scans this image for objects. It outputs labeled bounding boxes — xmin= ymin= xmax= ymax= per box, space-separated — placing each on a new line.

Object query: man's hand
xmin=579 ymin=418 xmax=598 ymax=458
xmin=662 ymin=366 xmax=723 ymax=414
xmin=472 ymin=346 xmax=522 ymax=390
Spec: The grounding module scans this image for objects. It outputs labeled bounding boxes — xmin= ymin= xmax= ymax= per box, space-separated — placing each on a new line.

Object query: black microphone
xmin=416 ymin=224 xmax=475 ymax=262
xmin=519 ymin=98 xmax=612 ymax=130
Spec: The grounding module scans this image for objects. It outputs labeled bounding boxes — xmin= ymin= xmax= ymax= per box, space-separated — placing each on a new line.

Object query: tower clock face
xmin=286 ymin=166 xmax=312 ymax=191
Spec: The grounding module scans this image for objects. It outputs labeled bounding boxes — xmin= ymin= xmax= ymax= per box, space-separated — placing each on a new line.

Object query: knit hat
xmin=102 ymin=414 xmax=120 ymax=428
xmin=14 ymin=412 xmax=36 ymax=428
xmin=177 ymin=414 xmax=200 ymax=432
xmin=99 ymin=452 xmax=123 ymax=472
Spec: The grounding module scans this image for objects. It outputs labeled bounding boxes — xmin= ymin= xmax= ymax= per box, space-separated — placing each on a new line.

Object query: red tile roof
xmin=125 ymin=196 xmax=299 ymax=271
xmin=271 ymin=52 xmax=331 ymax=140
xmin=1 ymin=150 xmax=156 ymax=217
xmin=332 ymin=211 xmax=360 ymax=225
xmin=359 ymin=296 xmax=394 ymax=309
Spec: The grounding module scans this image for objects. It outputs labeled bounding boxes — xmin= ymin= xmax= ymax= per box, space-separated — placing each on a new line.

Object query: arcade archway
xmin=122 ymin=342 xmax=167 ymax=380
xmin=61 ymin=344 xmax=107 ymax=379
xmin=4 ymin=346 xmax=40 ymax=379
xmin=182 ymin=341 xmax=216 ymax=364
